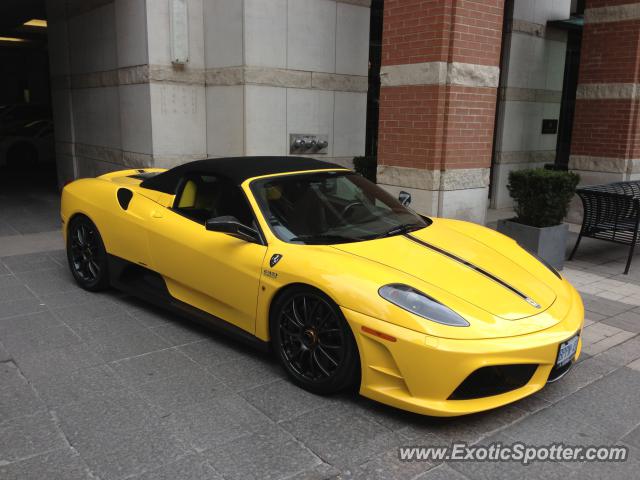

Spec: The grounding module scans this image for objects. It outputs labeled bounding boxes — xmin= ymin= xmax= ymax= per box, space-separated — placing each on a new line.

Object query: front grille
xmin=448 ymin=364 xmax=538 ymax=400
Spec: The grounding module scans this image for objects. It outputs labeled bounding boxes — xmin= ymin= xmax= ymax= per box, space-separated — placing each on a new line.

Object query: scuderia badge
xmin=264 ymin=254 xmax=283 ymax=278
xmin=270 ymin=254 xmax=283 ymax=267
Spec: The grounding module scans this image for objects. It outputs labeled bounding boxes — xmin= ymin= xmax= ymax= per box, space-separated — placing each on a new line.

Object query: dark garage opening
xmin=0 ymin=0 xmax=60 ymax=237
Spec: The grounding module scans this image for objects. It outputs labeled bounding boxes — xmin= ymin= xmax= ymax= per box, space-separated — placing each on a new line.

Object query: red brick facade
xmin=571 ymin=1 xmax=640 ymax=164
xmin=378 ymin=85 xmax=497 ymax=170
xmin=377 ymin=0 xmax=504 ymax=173
xmin=381 ymin=0 xmax=503 ymax=66
xmin=578 ymin=19 xmax=640 ymax=84
xmin=572 ymin=99 xmax=640 ymax=159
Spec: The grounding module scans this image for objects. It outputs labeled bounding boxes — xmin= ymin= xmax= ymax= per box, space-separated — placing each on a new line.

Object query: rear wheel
xmin=271 ymin=286 xmax=360 ymax=395
xmin=66 ymin=216 xmax=110 ymax=291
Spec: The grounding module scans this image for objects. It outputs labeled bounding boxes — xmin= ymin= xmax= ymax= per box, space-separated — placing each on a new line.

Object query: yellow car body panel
xmin=61 ymin=166 xmax=584 ymax=416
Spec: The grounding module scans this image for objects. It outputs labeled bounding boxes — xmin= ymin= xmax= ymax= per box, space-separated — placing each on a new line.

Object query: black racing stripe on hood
xmin=403 ymin=233 xmax=541 ymax=309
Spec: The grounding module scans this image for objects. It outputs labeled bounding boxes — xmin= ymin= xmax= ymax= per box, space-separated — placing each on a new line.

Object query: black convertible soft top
xmin=140 ymin=156 xmax=345 ymax=194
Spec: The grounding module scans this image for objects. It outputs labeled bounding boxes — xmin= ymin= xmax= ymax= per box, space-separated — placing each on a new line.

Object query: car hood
xmin=331 ymin=219 xmax=558 ymax=321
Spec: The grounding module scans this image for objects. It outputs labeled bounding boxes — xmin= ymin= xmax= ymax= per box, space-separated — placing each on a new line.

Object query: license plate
xmin=556 ymin=334 xmax=579 ymax=368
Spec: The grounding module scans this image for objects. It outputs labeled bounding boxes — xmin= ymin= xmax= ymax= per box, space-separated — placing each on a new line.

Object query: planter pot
xmin=497 ymin=219 xmax=568 ymax=270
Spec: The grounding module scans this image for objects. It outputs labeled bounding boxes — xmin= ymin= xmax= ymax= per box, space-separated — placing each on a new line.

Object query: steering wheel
xmin=341 ymin=201 xmax=364 ymax=218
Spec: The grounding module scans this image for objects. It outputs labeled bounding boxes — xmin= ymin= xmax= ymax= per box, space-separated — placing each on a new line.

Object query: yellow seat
xmin=178 ymin=180 xmax=197 ymax=208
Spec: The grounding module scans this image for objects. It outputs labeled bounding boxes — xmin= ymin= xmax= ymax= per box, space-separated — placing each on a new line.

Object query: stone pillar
xmin=47 ymin=0 xmax=157 ymax=184
xmin=376 ymin=0 xmax=505 ymax=224
xmin=203 ymin=0 xmax=371 ymax=167
xmin=491 ymin=0 xmax=572 ymax=210
xmin=570 ymin=1 xmax=640 ymax=198
xmin=47 ymin=0 xmax=372 ymax=185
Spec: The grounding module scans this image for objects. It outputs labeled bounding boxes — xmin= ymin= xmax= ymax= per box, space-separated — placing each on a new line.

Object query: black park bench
xmin=569 ymin=181 xmax=640 ymax=274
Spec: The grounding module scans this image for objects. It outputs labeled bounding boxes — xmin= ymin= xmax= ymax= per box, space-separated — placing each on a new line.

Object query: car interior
xmin=172 ymin=174 xmax=256 ymax=228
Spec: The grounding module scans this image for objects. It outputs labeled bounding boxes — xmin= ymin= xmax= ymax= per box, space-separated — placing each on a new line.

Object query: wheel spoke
xmin=302 ymin=296 xmax=309 ymax=323
xmin=299 ymin=348 xmax=312 ymax=374
xmin=288 ymin=342 xmax=305 ymax=362
xmin=307 ymin=300 xmax=323 ymax=326
xmin=75 ymin=227 xmax=84 ymax=247
xmin=292 ymin=300 xmax=305 ymax=326
xmin=316 ymin=309 xmax=332 ymax=329
xmin=278 ymin=293 xmax=347 ymax=382
xmin=283 ymin=311 xmax=303 ymax=329
xmin=82 ymin=258 xmax=92 ymax=279
xmin=281 ymin=323 xmax=300 ymax=336
xmin=317 ymin=345 xmax=338 ymax=367
xmin=87 ymin=260 xmax=100 ymax=278
xmin=312 ymin=350 xmax=331 ymax=377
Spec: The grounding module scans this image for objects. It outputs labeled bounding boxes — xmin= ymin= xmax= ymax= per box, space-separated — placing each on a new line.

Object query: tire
xmin=270 ymin=286 xmax=360 ymax=395
xmin=66 ymin=216 xmax=110 ymax=291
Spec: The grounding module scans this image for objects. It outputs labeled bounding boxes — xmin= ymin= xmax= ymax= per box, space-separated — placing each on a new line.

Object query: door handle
xmin=151 ymin=210 xmax=163 ymax=219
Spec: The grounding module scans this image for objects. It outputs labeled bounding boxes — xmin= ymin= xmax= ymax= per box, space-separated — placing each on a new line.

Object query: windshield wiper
xmin=290 ymin=234 xmax=358 ymax=245
xmin=373 ymin=222 xmax=424 ymax=239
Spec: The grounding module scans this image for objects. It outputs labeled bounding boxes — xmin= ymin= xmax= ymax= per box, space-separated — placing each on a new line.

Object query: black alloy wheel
xmin=271 ymin=287 xmax=359 ymax=394
xmin=66 ymin=216 xmax=110 ymax=291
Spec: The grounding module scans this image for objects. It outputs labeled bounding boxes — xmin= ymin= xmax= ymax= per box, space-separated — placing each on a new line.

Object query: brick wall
xmin=378 ymin=85 xmax=496 ymax=170
xmin=381 ymin=0 xmax=503 ymax=67
xmin=570 ymin=1 xmax=640 ymax=170
xmin=588 ymin=0 xmax=639 ymax=7
xmin=572 ymin=99 xmax=640 ymax=159
xmin=578 ymin=20 xmax=640 ymax=84
xmin=377 ymin=0 xmax=504 ymax=173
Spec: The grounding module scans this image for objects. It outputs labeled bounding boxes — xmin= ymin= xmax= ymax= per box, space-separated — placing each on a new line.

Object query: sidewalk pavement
xmin=0 ymin=215 xmax=639 ymax=479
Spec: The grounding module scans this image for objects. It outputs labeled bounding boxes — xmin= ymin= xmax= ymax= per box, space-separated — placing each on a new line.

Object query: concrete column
xmin=46 ymin=1 xmax=77 ymax=186
xmin=47 ymin=0 xmax=155 ymax=183
xmin=569 ymin=1 xmax=640 ymax=201
xmin=491 ymin=0 xmax=571 ymax=210
xmin=376 ymin=0 xmax=505 ymax=224
xmin=204 ymin=0 xmax=371 ymax=167
xmin=48 ymin=0 xmax=372 ymax=183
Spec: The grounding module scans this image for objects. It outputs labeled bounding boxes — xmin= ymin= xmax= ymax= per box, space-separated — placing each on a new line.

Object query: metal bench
xmin=569 ymin=181 xmax=640 ymax=274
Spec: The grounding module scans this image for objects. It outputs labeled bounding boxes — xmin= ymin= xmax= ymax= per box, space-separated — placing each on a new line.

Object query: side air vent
xmin=117 ymin=188 xmax=133 ymax=210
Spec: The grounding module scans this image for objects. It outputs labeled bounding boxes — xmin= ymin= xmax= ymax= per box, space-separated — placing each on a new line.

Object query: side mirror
xmin=205 ymin=216 xmax=260 ymax=243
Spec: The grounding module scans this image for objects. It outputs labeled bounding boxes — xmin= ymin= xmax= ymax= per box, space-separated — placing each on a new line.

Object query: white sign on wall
xmin=170 ymin=0 xmax=189 ymax=64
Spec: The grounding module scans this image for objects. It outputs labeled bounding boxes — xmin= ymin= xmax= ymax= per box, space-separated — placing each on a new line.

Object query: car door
xmin=145 ymin=173 xmax=267 ymax=334
xmin=103 ymin=188 xmax=157 ymax=269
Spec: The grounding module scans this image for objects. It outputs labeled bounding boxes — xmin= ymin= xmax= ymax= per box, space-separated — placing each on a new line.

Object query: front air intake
xmin=448 ymin=364 xmax=538 ymax=400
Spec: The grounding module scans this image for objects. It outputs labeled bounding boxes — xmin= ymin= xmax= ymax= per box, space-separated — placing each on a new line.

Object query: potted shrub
xmin=497 ymin=168 xmax=580 ymax=270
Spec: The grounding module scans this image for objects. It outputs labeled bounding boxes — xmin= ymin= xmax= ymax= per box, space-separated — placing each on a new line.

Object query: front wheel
xmin=66 ymin=216 xmax=110 ymax=291
xmin=271 ymin=286 xmax=360 ymax=395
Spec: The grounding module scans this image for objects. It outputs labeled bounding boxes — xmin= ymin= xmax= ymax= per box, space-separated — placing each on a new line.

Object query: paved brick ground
xmin=1 ymin=196 xmax=640 ymax=478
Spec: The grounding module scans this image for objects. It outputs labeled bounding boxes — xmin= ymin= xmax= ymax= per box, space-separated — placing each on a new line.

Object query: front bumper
xmin=342 ymin=284 xmax=584 ymax=417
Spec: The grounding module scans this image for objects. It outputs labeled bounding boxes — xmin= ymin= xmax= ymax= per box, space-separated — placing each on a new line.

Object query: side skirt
xmin=107 ymin=255 xmax=270 ymax=352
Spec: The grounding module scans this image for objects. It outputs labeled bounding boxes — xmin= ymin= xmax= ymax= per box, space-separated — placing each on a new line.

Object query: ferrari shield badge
xmin=270 ymin=254 xmax=283 ymax=268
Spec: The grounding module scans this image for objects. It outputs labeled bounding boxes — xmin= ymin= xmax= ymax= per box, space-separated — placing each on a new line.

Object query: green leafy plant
xmin=353 ymin=156 xmax=377 ymax=183
xmin=507 ymin=168 xmax=580 ymax=228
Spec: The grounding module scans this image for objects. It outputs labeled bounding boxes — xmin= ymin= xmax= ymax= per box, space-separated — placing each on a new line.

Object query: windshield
xmin=251 ymin=171 xmax=429 ymax=244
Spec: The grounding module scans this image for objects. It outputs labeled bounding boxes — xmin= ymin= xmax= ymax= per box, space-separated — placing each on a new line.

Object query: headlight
xmin=378 ymin=284 xmax=469 ymax=327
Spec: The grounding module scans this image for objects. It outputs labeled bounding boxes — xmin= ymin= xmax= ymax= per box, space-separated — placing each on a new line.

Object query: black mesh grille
xmin=448 ymin=364 xmax=538 ymax=400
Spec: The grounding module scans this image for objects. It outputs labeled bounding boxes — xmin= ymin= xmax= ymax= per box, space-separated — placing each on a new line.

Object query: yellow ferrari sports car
xmin=61 ymin=156 xmax=584 ymax=416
